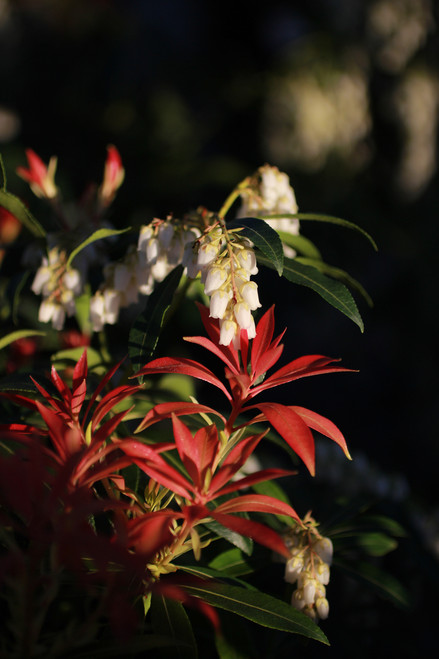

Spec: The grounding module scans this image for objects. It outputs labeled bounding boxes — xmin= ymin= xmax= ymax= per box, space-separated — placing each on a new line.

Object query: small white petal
xmin=38 ymin=299 xmax=56 ymax=323
xmin=31 ymin=267 xmax=51 ymax=295
xmin=315 ymin=597 xmax=329 ymax=620
xmin=219 ymin=319 xmax=237 ymax=346
xmin=204 ymin=266 xmax=227 ymax=296
xmin=234 ymin=301 xmax=252 ymax=329
xmin=209 ymin=290 xmax=232 ymax=319
xmin=240 ymin=281 xmax=261 ymax=310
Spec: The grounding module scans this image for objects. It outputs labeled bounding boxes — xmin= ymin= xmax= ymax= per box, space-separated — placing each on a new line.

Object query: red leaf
xmin=136 ymin=401 xmax=226 ymax=433
xmin=133 ymin=357 xmax=232 ymax=401
xmin=252 ymin=402 xmax=316 ymax=475
xmin=216 ymin=493 xmax=301 ymax=523
xmin=92 ymin=385 xmax=139 ymax=430
xmin=291 ymin=405 xmax=351 ymax=459
xmin=172 ymin=416 xmax=218 ymax=491
xmin=126 ymin=510 xmax=178 ymax=557
xmin=214 ymin=468 xmax=296 ymax=498
xmin=210 ymin=511 xmax=290 ymax=557
xmin=120 ymin=440 xmax=193 ymax=498
xmin=257 ymin=355 xmax=353 ymax=393
xmin=184 ymin=335 xmax=240 ymax=374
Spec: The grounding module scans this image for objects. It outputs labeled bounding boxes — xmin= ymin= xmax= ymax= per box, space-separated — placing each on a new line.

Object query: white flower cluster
xmin=89 ymin=219 xmax=200 ymax=332
xmin=31 ymin=247 xmax=82 ymax=330
xmin=284 ymin=525 xmax=333 ymax=622
xmin=184 ymin=226 xmax=261 ymax=346
xmin=237 ymin=164 xmax=300 ymax=258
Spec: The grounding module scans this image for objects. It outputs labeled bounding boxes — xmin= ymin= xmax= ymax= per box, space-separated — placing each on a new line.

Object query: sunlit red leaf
xmin=291 ymin=405 xmax=351 ymax=459
xmin=135 ymin=401 xmax=226 ymax=433
xmin=251 ymin=402 xmax=316 ymax=475
xmin=133 ymin=357 xmax=232 ymax=401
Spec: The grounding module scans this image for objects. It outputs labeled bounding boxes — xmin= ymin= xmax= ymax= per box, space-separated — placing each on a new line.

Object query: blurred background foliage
xmin=1 ymin=0 xmax=439 ymax=655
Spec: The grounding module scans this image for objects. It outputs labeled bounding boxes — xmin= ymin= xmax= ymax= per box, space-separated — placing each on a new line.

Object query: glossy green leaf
xmin=0 ymin=329 xmax=46 ymax=352
xmin=51 ymin=347 xmax=105 ymax=373
xmin=227 ymin=217 xmax=284 ymax=275
xmin=208 ymin=548 xmax=255 ymax=577
xmin=182 ymin=582 xmax=329 ymax=644
xmin=0 ymin=188 xmax=46 ymax=237
xmin=151 ymin=595 xmax=198 ymax=659
xmin=276 ymin=230 xmax=322 ymax=259
xmin=356 ymin=532 xmax=398 ymax=556
xmin=204 ymin=519 xmax=253 ymax=556
xmin=66 ymin=227 xmax=132 ymax=268
xmin=128 ymin=265 xmax=184 ymax=381
xmin=259 ymin=255 xmax=364 ymax=332
xmin=260 ymin=212 xmax=377 ymax=251
xmin=296 ymin=257 xmax=373 ymax=307
xmin=334 ymin=559 xmax=410 ymax=609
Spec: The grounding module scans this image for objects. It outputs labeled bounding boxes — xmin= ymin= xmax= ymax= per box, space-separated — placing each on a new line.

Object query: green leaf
xmin=182 ymin=582 xmax=328 ymax=644
xmin=208 ymin=548 xmax=255 ymax=577
xmin=0 ymin=153 xmax=7 ymax=190
xmin=356 ymin=532 xmax=398 ymax=556
xmin=260 ymin=212 xmax=378 ymax=251
xmin=66 ymin=227 xmax=132 ymax=268
xmin=51 ymin=347 xmax=105 ymax=373
xmin=0 ymin=329 xmax=46 ymax=351
xmin=151 ymin=595 xmax=198 ymax=659
xmin=259 ymin=255 xmax=364 ymax=332
xmin=0 ymin=188 xmax=46 ymax=237
xmin=128 ymin=265 xmax=184 ymax=381
xmin=276 ymin=230 xmax=322 ymax=259
xmin=204 ymin=520 xmax=253 ymax=556
xmin=227 ymin=217 xmax=284 ymax=275
xmin=296 ymin=257 xmax=373 ymax=307
xmin=334 ymin=559 xmax=410 ymax=609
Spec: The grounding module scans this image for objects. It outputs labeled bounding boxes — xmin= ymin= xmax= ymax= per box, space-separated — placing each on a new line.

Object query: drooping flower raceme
xmin=183 ymin=224 xmax=262 ymax=346
xmin=31 ymin=247 xmax=82 ymax=330
xmin=237 ymin=164 xmax=300 ymax=258
xmin=284 ymin=516 xmax=333 ymax=622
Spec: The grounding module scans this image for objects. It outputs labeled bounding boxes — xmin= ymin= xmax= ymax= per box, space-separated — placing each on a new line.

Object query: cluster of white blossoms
xmin=237 ymin=164 xmax=300 ymax=258
xmin=284 ymin=522 xmax=333 ymax=622
xmin=89 ymin=219 xmax=200 ymax=332
xmin=31 ymin=247 xmax=82 ymax=330
xmin=183 ymin=224 xmax=262 ymax=347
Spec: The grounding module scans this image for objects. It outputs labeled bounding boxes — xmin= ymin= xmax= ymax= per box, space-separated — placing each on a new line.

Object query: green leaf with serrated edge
xmin=182 ymin=583 xmax=329 ymax=644
xmin=296 ymin=257 xmax=373 ymax=307
xmin=276 ymin=230 xmax=322 ymax=259
xmin=259 ymin=212 xmax=378 ymax=251
xmin=204 ymin=520 xmax=253 ymax=556
xmin=259 ymin=254 xmax=364 ymax=332
xmin=66 ymin=226 xmax=132 ymax=268
xmin=0 ymin=329 xmax=46 ymax=351
xmin=151 ymin=595 xmax=198 ymax=659
xmin=0 ymin=189 xmax=46 ymax=237
xmin=333 ymin=558 xmax=410 ymax=609
xmin=128 ymin=265 xmax=184 ymax=381
xmin=226 ymin=217 xmax=284 ymax=275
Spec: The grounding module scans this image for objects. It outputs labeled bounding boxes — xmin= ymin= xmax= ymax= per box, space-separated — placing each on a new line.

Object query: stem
xmin=218 ymin=178 xmax=250 ymax=219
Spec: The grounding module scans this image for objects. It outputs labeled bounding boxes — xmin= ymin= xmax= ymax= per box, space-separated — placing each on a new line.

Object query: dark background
xmin=1 ymin=0 xmax=438 ymax=656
